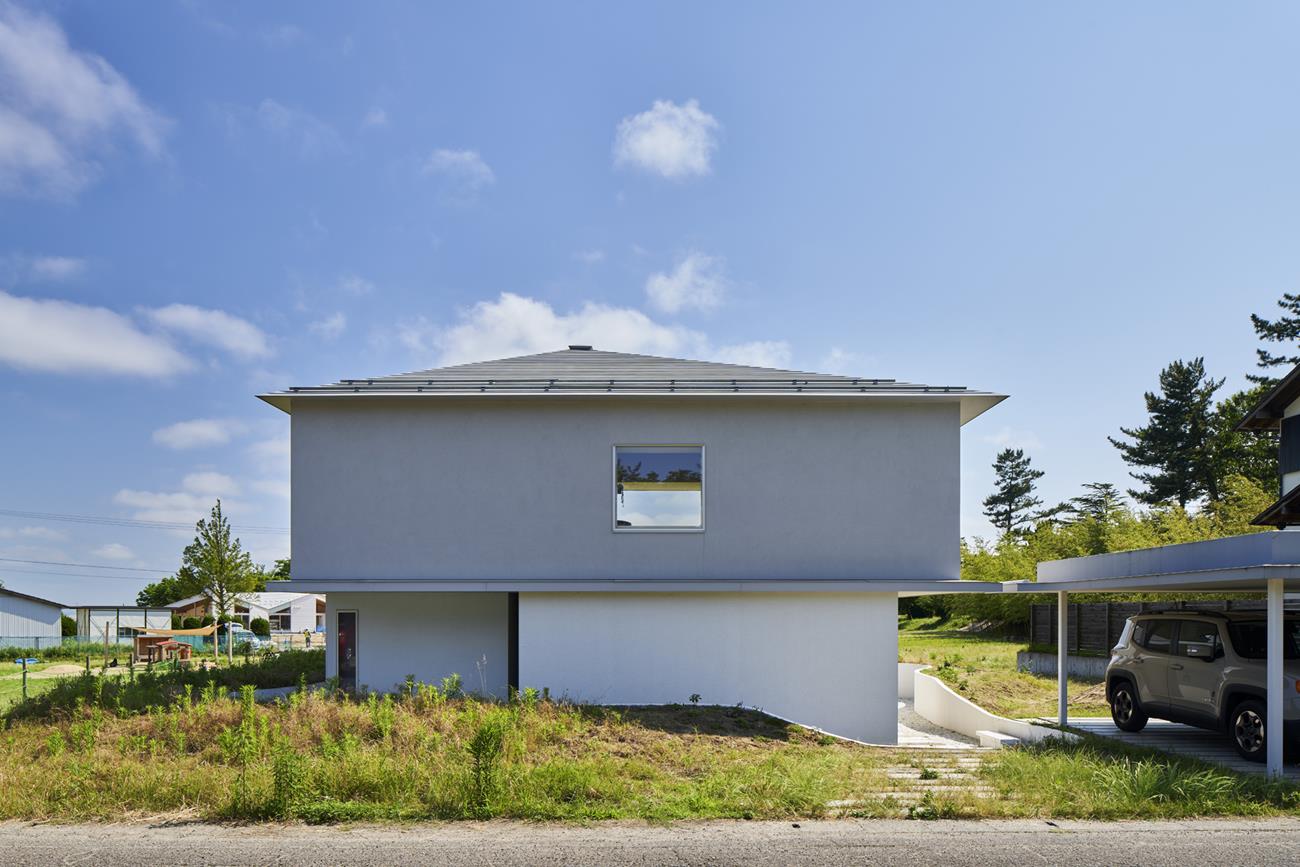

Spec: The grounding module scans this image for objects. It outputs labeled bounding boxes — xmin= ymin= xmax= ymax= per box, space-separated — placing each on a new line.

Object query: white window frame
xmin=611 ymin=443 xmax=705 ymax=533
xmin=268 ymin=612 xmax=292 ymax=632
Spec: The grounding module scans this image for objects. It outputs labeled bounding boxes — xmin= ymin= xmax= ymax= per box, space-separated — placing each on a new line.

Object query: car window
xmin=1227 ymin=621 xmax=1300 ymax=660
xmin=1143 ymin=620 xmax=1176 ymax=654
xmin=1176 ymin=620 xmax=1221 ymax=658
xmin=1131 ymin=620 xmax=1150 ymax=648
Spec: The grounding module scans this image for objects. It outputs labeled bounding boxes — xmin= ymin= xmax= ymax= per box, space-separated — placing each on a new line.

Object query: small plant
xmin=44 ymin=730 xmax=64 ymax=757
xmin=440 ymin=673 xmax=463 ymax=699
xmin=688 ymin=693 xmax=701 ymax=705
xmin=919 ymin=766 xmax=939 ymax=780
xmin=467 ymin=715 xmax=507 ymax=816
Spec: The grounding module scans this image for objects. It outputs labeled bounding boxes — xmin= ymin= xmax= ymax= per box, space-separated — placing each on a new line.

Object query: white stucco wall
xmin=519 ymin=592 xmax=899 ymax=743
xmin=0 ymin=594 xmax=61 ymax=639
xmin=324 ymin=592 xmax=509 ymax=697
xmin=291 ymin=397 xmax=960 ymax=584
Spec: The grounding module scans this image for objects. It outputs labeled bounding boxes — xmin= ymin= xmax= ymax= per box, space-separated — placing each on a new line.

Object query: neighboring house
xmin=170 ymin=591 xmax=325 ymax=634
xmin=74 ymin=605 xmax=173 ymax=642
xmin=0 ymin=587 xmax=66 ymax=647
xmin=262 ymin=347 xmax=1004 ymax=742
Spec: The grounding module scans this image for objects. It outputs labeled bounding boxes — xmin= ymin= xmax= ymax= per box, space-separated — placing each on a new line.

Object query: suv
xmin=1106 ymin=612 xmax=1300 ymax=761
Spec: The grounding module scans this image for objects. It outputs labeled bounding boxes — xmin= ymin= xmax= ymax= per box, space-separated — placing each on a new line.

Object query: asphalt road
xmin=3 ymin=818 xmax=1300 ymax=866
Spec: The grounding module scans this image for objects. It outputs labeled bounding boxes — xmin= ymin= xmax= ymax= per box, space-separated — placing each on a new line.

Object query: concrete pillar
xmin=1267 ymin=578 xmax=1284 ymax=777
xmin=1058 ymin=590 xmax=1068 ymax=727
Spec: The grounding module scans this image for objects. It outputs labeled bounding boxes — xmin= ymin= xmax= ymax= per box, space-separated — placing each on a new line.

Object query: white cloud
xmin=422 ymin=148 xmax=494 ymax=201
xmin=152 ymin=418 xmax=248 ymax=450
xmin=983 ymin=426 xmax=1045 ymax=452
xmin=818 ymin=347 xmax=873 ymax=376
xmin=573 ymin=249 xmax=605 ymax=265
xmin=247 ymin=435 xmax=289 ymax=470
xmin=711 ymin=340 xmax=793 ymax=369
xmin=613 ymin=99 xmax=720 ymax=180
xmin=393 ymin=292 xmax=792 ymax=372
xmin=145 ymin=303 xmax=272 ymax=360
xmin=308 ymin=311 xmax=346 ymax=339
xmin=0 ymin=290 xmax=192 ymax=376
xmin=114 ymin=471 xmax=241 ymax=524
xmin=0 ymin=525 xmax=65 ymax=542
xmin=411 ymin=292 xmax=705 ymax=366
xmin=91 ymin=542 xmax=134 ymax=561
xmin=337 ymin=273 xmax=374 ymax=296
xmin=250 ymin=98 xmax=342 ymax=159
xmin=645 ymin=252 xmax=726 ymax=313
xmin=0 ymin=2 xmax=167 ymax=197
xmin=361 ymin=107 xmax=387 ymax=128
xmin=28 ymin=255 xmax=84 ymax=280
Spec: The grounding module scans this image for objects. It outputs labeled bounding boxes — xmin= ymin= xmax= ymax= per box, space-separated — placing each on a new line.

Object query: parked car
xmin=220 ymin=626 xmax=274 ymax=653
xmin=1105 ymin=612 xmax=1300 ymax=761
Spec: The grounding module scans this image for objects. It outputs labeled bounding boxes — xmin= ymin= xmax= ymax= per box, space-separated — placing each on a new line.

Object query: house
xmin=261 ymin=347 xmax=1005 ymax=741
xmin=170 ymin=591 xmax=325 ymax=635
xmin=74 ymin=605 xmax=173 ymax=642
xmin=0 ymin=587 xmax=66 ymax=648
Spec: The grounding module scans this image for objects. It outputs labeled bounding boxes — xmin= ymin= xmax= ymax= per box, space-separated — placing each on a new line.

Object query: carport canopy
xmin=1004 ymin=532 xmax=1300 ymax=778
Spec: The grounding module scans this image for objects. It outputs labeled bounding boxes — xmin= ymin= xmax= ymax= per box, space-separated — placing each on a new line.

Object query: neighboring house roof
xmin=258 ymin=347 xmax=1006 ymax=424
xmin=169 ymin=591 xmax=319 ymax=613
xmin=0 ymin=587 xmax=66 ymax=609
xmin=73 ymin=604 xmax=170 ymax=611
xmin=1237 ymin=363 xmax=1300 ymax=430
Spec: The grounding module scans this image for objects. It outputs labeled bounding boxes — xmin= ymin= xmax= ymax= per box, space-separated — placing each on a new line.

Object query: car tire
xmin=1229 ymin=699 xmax=1267 ymax=763
xmin=1110 ymin=680 xmax=1148 ymax=732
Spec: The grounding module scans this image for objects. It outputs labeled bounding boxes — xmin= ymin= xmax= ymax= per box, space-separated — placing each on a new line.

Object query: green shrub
xmin=182 ymin=616 xmax=201 ymax=630
xmin=249 ymin=618 xmax=271 ymax=638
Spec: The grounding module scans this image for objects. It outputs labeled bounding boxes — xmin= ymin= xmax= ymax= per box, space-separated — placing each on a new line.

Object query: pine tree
xmin=1109 ymin=358 xmax=1224 ymax=507
xmin=180 ymin=500 xmax=258 ymax=660
xmin=982 ymin=448 xmax=1045 ymax=537
xmin=1250 ymin=292 xmax=1300 ymax=384
xmin=1208 ymin=385 xmax=1278 ymax=494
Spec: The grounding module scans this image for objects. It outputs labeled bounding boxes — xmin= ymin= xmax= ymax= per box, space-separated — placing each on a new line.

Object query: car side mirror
xmin=1185 ymin=644 xmax=1214 ymax=661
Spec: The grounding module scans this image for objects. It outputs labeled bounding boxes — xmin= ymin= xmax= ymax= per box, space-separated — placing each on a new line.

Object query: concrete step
xmin=976 ymin=730 xmax=1022 ymax=749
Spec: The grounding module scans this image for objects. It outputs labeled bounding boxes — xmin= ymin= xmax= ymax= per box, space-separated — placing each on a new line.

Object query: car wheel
xmin=1110 ymin=681 xmax=1148 ymax=732
xmin=1230 ymin=699 xmax=1267 ymax=763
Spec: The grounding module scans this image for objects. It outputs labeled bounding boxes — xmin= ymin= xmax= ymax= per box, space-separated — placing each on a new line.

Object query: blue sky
xmin=1 ymin=1 xmax=1298 ymax=605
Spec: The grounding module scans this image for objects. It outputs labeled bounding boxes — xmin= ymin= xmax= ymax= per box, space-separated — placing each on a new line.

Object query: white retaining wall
xmin=907 ymin=664 xmax=1074 ymax=743
xmin=521 ymin=591 xmax=899 ymax=743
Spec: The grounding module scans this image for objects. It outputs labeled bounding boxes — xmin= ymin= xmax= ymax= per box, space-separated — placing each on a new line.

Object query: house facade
xmin=0 ymin=588 xmax=65 ymax=648
xmin=265 ymin=348 xmax=1003 ymax=742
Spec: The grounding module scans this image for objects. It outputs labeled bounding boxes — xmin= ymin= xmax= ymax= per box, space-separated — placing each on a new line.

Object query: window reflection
xmin=615 ymin=446 xmax=703 ymax=529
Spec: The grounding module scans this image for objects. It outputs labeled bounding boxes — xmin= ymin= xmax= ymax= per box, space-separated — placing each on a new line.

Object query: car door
xmin=1167 ymin=619 xmax=1224 ymax=723
xmin=1131 ymin=619 xmax=1176 ymax=712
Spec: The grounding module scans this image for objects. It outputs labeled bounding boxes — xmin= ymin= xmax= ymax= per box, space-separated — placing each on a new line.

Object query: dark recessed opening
xmin=568 ymin=344 xmax=593 ymax=351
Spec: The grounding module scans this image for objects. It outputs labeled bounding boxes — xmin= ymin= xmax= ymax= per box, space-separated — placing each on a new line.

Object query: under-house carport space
xmin=1006 ymin=532 xmax=1300 ymax=778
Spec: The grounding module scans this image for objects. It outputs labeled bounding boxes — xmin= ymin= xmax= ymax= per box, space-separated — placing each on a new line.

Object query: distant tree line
xmin=913 ymin=292 xmax=1295 ymax=626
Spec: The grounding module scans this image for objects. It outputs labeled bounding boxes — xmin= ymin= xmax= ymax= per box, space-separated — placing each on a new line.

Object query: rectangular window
xmin=614 ymin=445 xmax=703 ymax=530
xmin=269 ymin=613 xmax=291 ymax=632
xmin=1142 ymin=619 xmax=1176 ymax=654
xmin=1176 ymin=620 xmax=1221 ymax=659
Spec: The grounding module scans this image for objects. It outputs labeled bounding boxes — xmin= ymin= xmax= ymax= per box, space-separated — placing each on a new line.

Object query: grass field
xmin=0 ymin=681 xmax=1295 ymax=823
xmin=898 ymin=617 xmax=1110 ymax=719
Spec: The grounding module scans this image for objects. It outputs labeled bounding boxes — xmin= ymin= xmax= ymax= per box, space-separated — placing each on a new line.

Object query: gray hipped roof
xmin=259 ymin=348 xmax=1006 ymax=424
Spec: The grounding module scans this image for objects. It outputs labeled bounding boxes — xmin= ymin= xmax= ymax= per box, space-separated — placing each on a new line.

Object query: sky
xmin=1 ymin=1 xmax=1299 ymax=605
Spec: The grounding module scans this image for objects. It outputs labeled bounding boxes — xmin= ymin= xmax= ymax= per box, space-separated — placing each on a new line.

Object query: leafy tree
xmin=60 ymin=614 xmax=76 ymax=637
xmin=135 ymin=573 xmax=189 ymax=608
xmin=1109 ymin=358 xmax=1223 ymax=507
xmin=1208 ymin=385 xmax=1278 ymax=493
xmin=982 ymin=448 xmax=1045 ymax=537
xmin=1250 ymin=292 xmax=1300 ymax=384
xmin=270 ymin=558 xmax=291 ymax=580
xmin=180 ymin=500 xmax=258 ymax=656
xmin=249 ymin=617 xmax=271 ymax=637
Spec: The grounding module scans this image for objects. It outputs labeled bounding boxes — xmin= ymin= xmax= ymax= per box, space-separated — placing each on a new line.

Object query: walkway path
xmin=1068 ymin=716 xmax=1300 ymax=780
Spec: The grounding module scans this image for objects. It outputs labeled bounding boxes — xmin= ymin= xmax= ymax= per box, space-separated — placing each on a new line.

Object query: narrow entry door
xmin=337 ymin=611 xmax=357 ymax=692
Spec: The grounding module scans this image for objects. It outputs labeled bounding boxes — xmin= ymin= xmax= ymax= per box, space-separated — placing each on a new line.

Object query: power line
xmin=0 ymin=508 xmax=288 ymax=534
xmin=0 ymin=566 xmax=157 ymax=582
xmin=0 ymin=557 xmax=172 ymax=574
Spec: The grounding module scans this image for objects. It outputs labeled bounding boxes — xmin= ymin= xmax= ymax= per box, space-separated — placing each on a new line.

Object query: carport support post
xmin=1268 ymin=577 xmax=1284 ymax=778
xmin=1057 ymin=590 xmax=1068 ymax=727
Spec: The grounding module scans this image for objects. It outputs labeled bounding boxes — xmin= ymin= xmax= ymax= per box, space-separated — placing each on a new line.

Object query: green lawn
xmin=898 ymin=617 xmax=1110 ymax=719
xmin=0 ymin=681 xmax=1295 ymax=822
